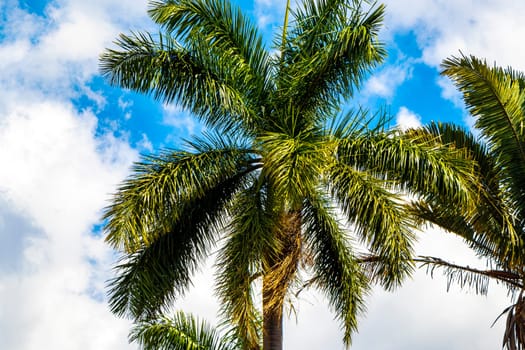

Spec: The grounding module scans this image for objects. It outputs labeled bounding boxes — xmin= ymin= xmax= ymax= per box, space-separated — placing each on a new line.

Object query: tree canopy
xmin=414 ymin=53 xmax=525 ymax=350
xmin=100 ymin=1 xmax=477 ymax=349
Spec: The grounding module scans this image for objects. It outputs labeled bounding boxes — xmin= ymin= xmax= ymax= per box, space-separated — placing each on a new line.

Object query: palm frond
xmin=442 ymin=54 xmax=525 ymax=217
xmin=302 ymin=192 xmax=368 ymax=345
xmin=100 ymin=31 xmax=259 ymax=133
xmin=105 ymin=136 xmax=257 ymax=319
xmin=416 ymin=256 xmax=522 ymax=294
xmin=148 ymin=0 xmax=272 ymax=134
xmin=278 ymin=0 xmax=385 ymax=120
xmin=215 ymin=182 xmax=278 ymax=350
xmin=413 ymin=122 xmax=521 ymax=267
xmin=106 ymin=166 xmax=249 ymax=319
xmin=328 ymin=160 xmax=415 ymax=288
xmin=104 ymin=137 xmax=257 ymax=252
xmin=338 ymin=128 xmax=477 ymax=213
xmin=422 ymin=122 xmax=505 ymax=212
xmin=130 ymin=311 xmax=236 ymax=350
xmin=326 ymin=108 xmax=392 ymax=141
xmin=409 ymin=201 xmax=506 ymax=266
xmin=149 ymin=0 xmax=270 ymax=88
xmin=499 ymin=292 xmax=525 ymax=350
xmin=258 ymin=130 xmax=325 ymax=207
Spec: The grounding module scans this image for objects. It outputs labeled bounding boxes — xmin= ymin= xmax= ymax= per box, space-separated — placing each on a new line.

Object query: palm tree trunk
xmin=262 ymin=279 xmax=283 ymax=350
xmin=261 ymin=211 xmax=302 ymax=350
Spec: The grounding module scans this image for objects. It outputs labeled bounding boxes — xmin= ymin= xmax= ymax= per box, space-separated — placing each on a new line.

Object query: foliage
xmin=410 ymin=53 xmax=525 ymax=350
xmin=101 ymin=1 xmax=476 ymax=348
xmin=130 ymin=311 xmax=238 ymax=350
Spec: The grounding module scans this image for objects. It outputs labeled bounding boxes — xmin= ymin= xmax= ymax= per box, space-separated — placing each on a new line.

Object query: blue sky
xmin=0 ymin=0 xmax=523 ymax=349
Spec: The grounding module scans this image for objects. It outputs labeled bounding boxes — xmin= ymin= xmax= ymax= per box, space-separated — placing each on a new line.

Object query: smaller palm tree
xmin=410 ymin=54 xmax=525 ymax=350
xmin=130 ymin=311 xmax=239 ymax=350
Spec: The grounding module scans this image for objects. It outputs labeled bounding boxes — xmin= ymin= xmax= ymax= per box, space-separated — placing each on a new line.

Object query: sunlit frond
xmin=149 ymin=0 xmax=270 ymax=85
xmin=100 ymin=31 xmax=260 ymax=133
xmin=107 ymin=167 xmax=249 ymax=319
xmin=338 ymin=128 xmax=477 ymax=213
xmin=278 ymin=0 xmax=385 ymax=120
xmin=215 ymin=182 xmax=278 ymax=350
xmin=328 ymin=159 xmax=415 ymax=289
xmin=104 ymin=138 xmax=257 ymax=251
xmin=258 ymin=131 xmax=325 ymax=207
xmin=410 ymin=123 xmax=521 ymax=267
xmin=442 ymin=54 xmax=525 ymax=217
xmin=302 ymin=193 xmax=368 ymax=345
xmin=130 ymin=311 xmax=236 ymax=350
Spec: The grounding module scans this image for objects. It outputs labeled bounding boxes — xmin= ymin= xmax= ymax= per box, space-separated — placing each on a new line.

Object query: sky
xmin=0 ymin=0 xmax=524 ymax=349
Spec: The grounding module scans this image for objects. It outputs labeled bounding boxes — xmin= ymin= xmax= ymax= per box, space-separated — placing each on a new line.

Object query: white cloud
xmin=162 ymin=103 xmax=202 ymax=136
xmin=396 ymin=106 xmax=422 ymax=131
xmin=383 ymin=0 xmax=525 ymax=71
xmin=254 ymin=0 xmax=295 ymax=29
xmin=380 ymin=0 xmax=525 ymax=124
xmin=118 ymin=96 xmax=134 ymax=111
xmin=0 ymin=101 xmax=135 ymax=230
xmin=0 ymin=98 xmax=138 ymax=350
xmin=436 ymin=75 xmax=463 ymax=109
xmin=118 ymin=96 xmax=134 ymax=120
xmin=137 ymin=133 xmax=154 ymax=152
xmin=363 ymin=64 xmax=413 ymax=100
xmin=0 ymin=0 xmax=149 ymax=100
xmin=0 ymin=1 xmax=150 ymax=349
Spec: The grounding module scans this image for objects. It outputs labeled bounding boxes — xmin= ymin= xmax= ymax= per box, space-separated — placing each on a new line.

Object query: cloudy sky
xmin=0 ymin=0 xmax=523 ymax=349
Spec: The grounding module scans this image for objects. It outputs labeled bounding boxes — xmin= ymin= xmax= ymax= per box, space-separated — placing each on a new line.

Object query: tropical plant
xmin=100 ymin=1 xmax=476 ymax=349
xmin=411 ymin=54 xmax=525 ymax=350
xmin=130 ymin=311 xmax=238 ymax=350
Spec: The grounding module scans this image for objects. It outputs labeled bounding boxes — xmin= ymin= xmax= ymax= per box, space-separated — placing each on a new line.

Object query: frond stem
xmin=280 ymin=0 xmax=291 ymax=60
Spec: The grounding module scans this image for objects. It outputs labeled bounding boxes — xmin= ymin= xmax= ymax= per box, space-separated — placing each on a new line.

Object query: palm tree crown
xmin=413 ymin=54 xmax=525 ymax=350
xmin=100 ymin=1 xmax=475 ymax=349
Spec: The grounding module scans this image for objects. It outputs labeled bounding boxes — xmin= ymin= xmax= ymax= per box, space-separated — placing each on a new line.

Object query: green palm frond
xmin=104 ymin=137 xmax=257 ymax=252
xmin=442 ymin=54 xmax=525 ymax=217
xmin=104 ymin=136 xmax=259 ymax=319
xmin=130 ymin=311 xmax=236 ymax=350
xmin=417 ymin=256 xmax=522 ymax=294
xmin=441 ymin=54 xmax=525 ymax=163
xmin=147 ymin=0 xmax=271 ymax=134
xmin=302 ymin=193 xmax=367 ymax=345
xmin=278 ymin=0 xmax=385 ymax=118
xmin=338 ymin=128 xmax=477 ymax=212
xmin=258 ymin=131 xmax=325 ymax=206
xmin=107 ymin=167 xmax=249 ymax=319
xmin=328 ymin=161 xmax=415 ymax=288
xmin=100 ymin=31 xmax=259 ymax=133
xmin=414 ymin=122 xmax=521 ymax=266
xmin=149 ymin=0 xmax=270 ymax=85
xmin=422 ymin=122 xmax=505 ymax=213
xmin=215 ymin=183 xmax=278 ymax=349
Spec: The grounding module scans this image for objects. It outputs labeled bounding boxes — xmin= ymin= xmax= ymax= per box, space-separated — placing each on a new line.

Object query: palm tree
xmin=100 ymin=1 xmax=475 ymax=349
xmin=411 ymin=54 xmax=525 ymax=350
xmin=130 ymin=311 xmax=238 ymax=350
